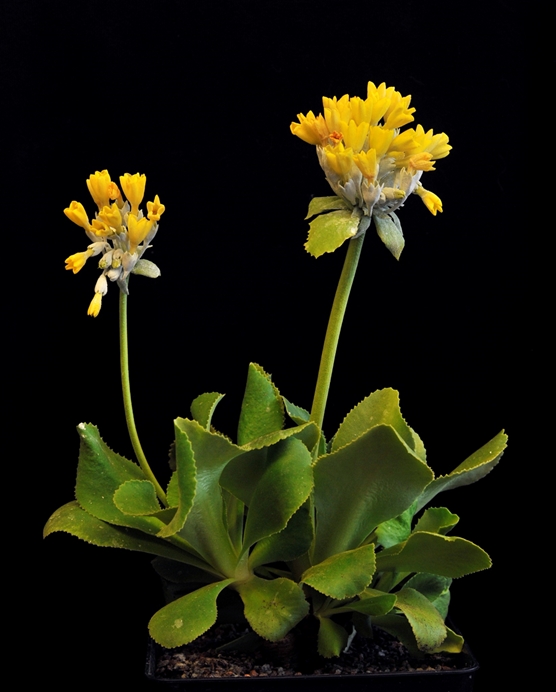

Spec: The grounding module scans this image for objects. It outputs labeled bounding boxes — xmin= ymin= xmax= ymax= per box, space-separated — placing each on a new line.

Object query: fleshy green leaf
xmin=113 ymin=480 xmax=160 ymax=516
xmin=175 ymin=419 xmax=243 ymax=575
xmin=434 ymin=627 xmax=464 ymax=653
xmin=305 ymin=208 xmax=361 ymax=258
xmin=375 ymin=504 xmax=416 ymax=549
xmin=349 ymin=590 xmax=397 ymax=617
xmin=302 ymin=545 xmax=376 ymax=599
xmin=332 ymin=388 xmax=421 ymax=457
xmin=242 ymin=438 xmax=313 ymax=552
xmin=373 ymin=211 xmax=404 ymax=260
xmin=157 ymin=424 xmax=197 ymax=538
xmin=416 ymin=431 xmax=507 ymax=512
xmin=44 ymin=501 xmax=211 ymax=569
xmin=190 ymin=392 xmax=225 ymax=430
xmin=237 ymin=364 xmax=284 ymax=446
xmin=305 ymin=195 xmax=350 ymax=219
xmin=249 ymin=503 xmax=313 ymax=569
xmin=237 ymin=576 xmax=309 ymax=642
xmin=282 ymin=397 xmax=310 ymax=424
xmin=317 ymin=616 xmax=348 ymax=658
xmin=312 ymin=425 xmax=433 ymax=563
xmin=414 ymin=507 xmax=459 ymax=535
xmin=376 ymin=531 xmax=492 ymax=578
xmin=404 ymin=573 xmax=452 ymax=620
xmin=75 ymin=423 xmax=166 ymax=535
xmin=393 ymin=587 xmax=447 ymax=652
xmin=149 ymin=579 xmax=234 ymax=648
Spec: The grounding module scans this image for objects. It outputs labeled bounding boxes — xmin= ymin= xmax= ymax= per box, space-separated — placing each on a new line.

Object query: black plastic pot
xmin=145 ymin=637 xmax=479 ymax=691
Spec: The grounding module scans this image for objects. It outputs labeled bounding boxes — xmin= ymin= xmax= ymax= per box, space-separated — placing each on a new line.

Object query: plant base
xmin=145 ymin=623 xmax=478 ymax=690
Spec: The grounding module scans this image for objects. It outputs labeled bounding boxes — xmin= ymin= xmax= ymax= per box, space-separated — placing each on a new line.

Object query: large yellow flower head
xmin=64 ymin=170 xmax=164 ymax=316
xmin=291 ymin=82 xmax=451 ymax=258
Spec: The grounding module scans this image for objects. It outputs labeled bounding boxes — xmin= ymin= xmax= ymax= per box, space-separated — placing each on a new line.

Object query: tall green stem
xmin=310 ymin=233 xmax=366 ymax=431
xmin=119 ymin=290 xmax=167 ymax=506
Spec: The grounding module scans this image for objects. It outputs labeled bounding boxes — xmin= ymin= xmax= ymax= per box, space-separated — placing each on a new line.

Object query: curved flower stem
xmin=119 ymin=290 xmax=168 ymax=506
xmin=310 ymin=233 xmax=366 ymax=433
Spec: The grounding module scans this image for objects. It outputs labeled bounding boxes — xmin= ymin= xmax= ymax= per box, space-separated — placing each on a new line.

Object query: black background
xmin=6 ymin=0 xmax=524 ymax=688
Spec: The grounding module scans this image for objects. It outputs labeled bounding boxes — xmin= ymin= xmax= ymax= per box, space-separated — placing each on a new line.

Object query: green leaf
xmin=416 ymin=430 xmax=508 ymax=512
xmin=404 ymin=573 xmax=452 ymax=620
xmin=332 ymin=388 xmax=421 ymax=457
xmin=74 ymin=423 xmax=166 ymax=535
xmin=44 ymin=501 xmax=211 ymax=569
xmin=113 ymin=480 xmax=160 ymax=516
xmin=190 ymin=392 xmax=225 ymax=430
xmin=221 ymin=423 xmax=318 ymax=504
xmin=393 ymin=587 xmax=447 ymax=652
xmin=302 ymin=545 xmax=376 ymax=599
xmin=237 ymin=576 xmax=309 ymax=642
xmin=305 ymin=195 xmax=350 ymax=219
xmin=249 ymin=503 xmax=313 ymax=569
xmin=414 ymin=507 xmax=459 ymax=535
xmin=312 ymin=425 xmax=433 ymax=563
xmin=434 ymin=627 xmax=464 ymax=653
xmin=282 ymin=397 xmax=310 ymax=424
xmin=317 ymin=616 xmax=348 ymax=658
xmin=349 ymin=590 xmax=397 ymax=617
xmin=237 ymin=364 xmax=284 ymax=446
xmin=149 ymin=579 xmax=234 ymax=648
xmin=157 ymin=424 xmax=197 ymax=538
xmin=376 ymin=531 xmax=492 ymax=578
xmin=375 ymin=504 xmax=416 ymax=549
xmin=373 ymin=212 xmax=404 ymax=260
xmin=404 ymin=573 xmax=452 ymax=604
xmin=305 ymin=208 xmax=361 ymax=258
xmin=242 ymin=438 xmax=313 ymax=552
xmin=175 ymin=419 xmax=243 ymax=575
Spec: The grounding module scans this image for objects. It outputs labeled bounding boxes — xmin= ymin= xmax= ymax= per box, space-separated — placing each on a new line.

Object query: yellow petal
xmin=120 ymin=173 xmax=147 ymax=215
xmin=65 ymin=250 xmax=92 ymax=274
xmin=147 ymin=195 xmax=165 ymax=221
xmin=87 ymin=292 xmax=103 ymax=317
xmin=86 ymin=170 xmax=112 ymax=210
xmin=64 ymin=201 xmax=91 ymax=231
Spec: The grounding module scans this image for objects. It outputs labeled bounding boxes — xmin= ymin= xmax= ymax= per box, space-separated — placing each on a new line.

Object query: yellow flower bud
xmin=64 ymin=201 xmax=91 ymax=231
xmin=65 ymin=249 xmax=93 ymax=274
xmin=86 ymin=170 xmax=113 ymax=210
xmin=120 ymin=173 xmax=146 ymax=215
xmin=87 ymin=292 xmax=103 ymax=317
xmin=98 ymin=202 xmax=123 ymax=232
xmin=127 ymin=213 xmax=153 ymax=253
xmin=147 ymin=195 xmax=165 ymax=222
xmin=415 ymin=186 xmax=443 ymax=215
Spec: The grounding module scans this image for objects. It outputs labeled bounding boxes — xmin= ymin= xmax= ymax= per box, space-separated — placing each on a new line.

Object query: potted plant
xmin=44 ymin=81 xmax=506 ymax=688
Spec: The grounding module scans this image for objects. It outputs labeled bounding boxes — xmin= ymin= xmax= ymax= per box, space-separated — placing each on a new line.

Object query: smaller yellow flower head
xmin=120 ymin=173 xmax=147 ymax=215
xmin=64 ymin=169 xmax=163 ymax=317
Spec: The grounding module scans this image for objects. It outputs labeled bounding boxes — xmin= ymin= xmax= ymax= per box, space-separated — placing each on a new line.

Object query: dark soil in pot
xmin=147 ymin=622 xmax=478 ymax=689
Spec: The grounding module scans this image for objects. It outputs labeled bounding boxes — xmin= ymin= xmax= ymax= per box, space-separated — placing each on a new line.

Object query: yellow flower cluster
xmin=291 ymin=82 xmax=450 ymax=218
xmin=64 ymin=170 xmax=164 ymax=316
